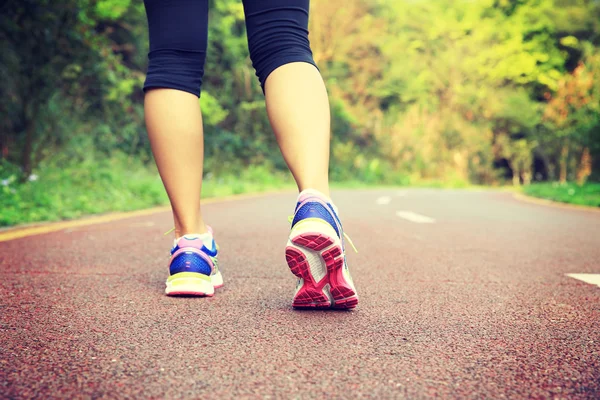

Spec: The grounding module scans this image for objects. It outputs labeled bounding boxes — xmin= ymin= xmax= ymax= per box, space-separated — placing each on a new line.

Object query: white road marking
xmin=376 ymin=196 xmax=392 ymax=205
xmin=565 ymin=274 xmax=600 ymax=288
xmin=396 ymin=191 xmax=407 ymax=197
xmin=396 ymin=211 xmax=436 ymax=224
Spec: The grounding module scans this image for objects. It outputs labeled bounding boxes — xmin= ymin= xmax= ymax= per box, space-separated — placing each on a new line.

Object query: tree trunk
xmin=20 ymin=119 xmax=35 ymax=181
xmin=20 ymin=98 xmax=40 ymax=181
xmin=512 ymin=170 xmax=520 ymax=186
xmin=0 ymin=134 xmax=8 ymax=159
xmin=522 ymin=171 xmax=532 ymax=185
xmin=576 ymin=147 xmax=592 ymax=185
xmin=559 ymin=143 xmax=568 ymax=184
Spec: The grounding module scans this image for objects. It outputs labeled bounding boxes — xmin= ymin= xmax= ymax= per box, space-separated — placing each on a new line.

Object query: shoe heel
xmin=286 ymin=247 xmax=330 ymax=308
xmin=287 ymin=220 xmax=358 ymax=309
xmin=321 ymin=245 xmax=358 ymax=309
xmin=166 ymin=272 xmax=214 ymax=296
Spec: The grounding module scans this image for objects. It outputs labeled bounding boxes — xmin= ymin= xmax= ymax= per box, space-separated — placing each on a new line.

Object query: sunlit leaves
xmin=95 ymin=0 xmax=132 ymax=20
xmin=200 ymin=92 xmax=228 ymax=126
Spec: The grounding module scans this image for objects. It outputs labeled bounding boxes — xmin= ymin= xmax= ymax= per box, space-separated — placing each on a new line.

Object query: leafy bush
xmin=0 ymin=154 xmax=165 ymax=226
xmin=0 ymin=154 xmax=295 ymax=227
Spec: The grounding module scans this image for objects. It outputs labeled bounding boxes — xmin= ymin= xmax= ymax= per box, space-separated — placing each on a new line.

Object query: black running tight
xmin=143 ymin=0 xmax=317 ymax=97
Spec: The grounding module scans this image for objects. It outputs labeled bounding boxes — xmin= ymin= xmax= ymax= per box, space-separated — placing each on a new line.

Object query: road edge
xmin=513 ymin=192 xmax=600 ymax=213
xmin=0 ymin=189 xmax=295 ymax=243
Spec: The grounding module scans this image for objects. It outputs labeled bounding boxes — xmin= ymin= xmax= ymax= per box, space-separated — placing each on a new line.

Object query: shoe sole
xmin=286 ymin=230 xmax=358 ymax=309
xmin=165 ymin=271 xmax=223 ymax=297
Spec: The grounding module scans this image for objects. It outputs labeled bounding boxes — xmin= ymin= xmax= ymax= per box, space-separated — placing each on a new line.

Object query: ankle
xmin=298 ymin=187 xmax=331 ymax=201
xmin=174 ymin=221 xmax=208 ymax=238
xmin=298 ymin=185 xmax=330 ymax=199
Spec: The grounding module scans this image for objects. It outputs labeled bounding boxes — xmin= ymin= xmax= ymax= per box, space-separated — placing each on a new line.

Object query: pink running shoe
xmin=286 ymin=189 xmax=358 ymax=309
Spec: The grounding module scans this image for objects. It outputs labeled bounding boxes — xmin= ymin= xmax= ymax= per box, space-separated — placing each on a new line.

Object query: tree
xmin=543 ymin=46 xmax=600 ymax=183
xmin=0 ymin=0 xmax=144 ymax=178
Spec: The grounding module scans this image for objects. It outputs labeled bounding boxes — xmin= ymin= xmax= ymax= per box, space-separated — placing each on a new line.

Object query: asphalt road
xmin=1 ymin=189 xmax=599 ymax=399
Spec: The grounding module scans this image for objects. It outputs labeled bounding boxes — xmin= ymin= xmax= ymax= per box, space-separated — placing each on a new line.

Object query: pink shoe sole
xmin=286 ymin=232 xmax=358 ymax=309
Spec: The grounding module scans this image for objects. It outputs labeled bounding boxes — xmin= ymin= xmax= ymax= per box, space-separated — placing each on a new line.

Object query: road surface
xmin=1 ymin=189 xmax=599 ymax=398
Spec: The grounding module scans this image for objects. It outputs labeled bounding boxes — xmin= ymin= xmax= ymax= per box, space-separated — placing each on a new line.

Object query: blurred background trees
xmin=1 ymin=0 xmax=599 ymax=189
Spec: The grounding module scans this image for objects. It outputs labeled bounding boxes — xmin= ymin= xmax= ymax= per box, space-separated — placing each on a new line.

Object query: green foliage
xmin=0 ymin=156 xmax=291 ymax=227
xmin=1 ymin=0 xmax=600 ymax=226
xmin=95 ymin=0 xmax=131 ymax=19
xmin=200 ymin=92 xmax=229 ymax=126
xmin=0 ymin=0 xmax=148 ymax=178
xmin=523 ymin=182 xmax=600 ymax=207
xmin=202 ymin=164 xmax=293 ymax=197
xmin=0 ymin=154 xmax=166 ymax=226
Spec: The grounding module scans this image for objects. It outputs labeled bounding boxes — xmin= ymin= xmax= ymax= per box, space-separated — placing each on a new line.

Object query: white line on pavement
xmin=565 ymin=273 xmax=600 ymax=288
xmin=396 ymin=211 xmax=436 ymax=224
xmin=376 ymin=196 xmax=392 ymax=205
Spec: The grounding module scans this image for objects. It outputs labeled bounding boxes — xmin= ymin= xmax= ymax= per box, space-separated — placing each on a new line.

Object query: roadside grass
xmin=9 ymin=156 xmax=595 ymax=228
xmin=4 ymin=152 xmax=486 ymax=228
xmin=522 ymin=182 xmax=600 ymax=207
xmin=0 ymin=157 xmax=293 ymax=227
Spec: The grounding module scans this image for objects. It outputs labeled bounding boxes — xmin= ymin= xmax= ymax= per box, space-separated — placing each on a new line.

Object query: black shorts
xmin=143 ymin=0 xmax=318 ymax=97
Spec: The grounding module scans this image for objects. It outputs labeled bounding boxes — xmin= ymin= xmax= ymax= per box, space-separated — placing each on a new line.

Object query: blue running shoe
xmin=165 ymin=227 xmax=223 ymax=296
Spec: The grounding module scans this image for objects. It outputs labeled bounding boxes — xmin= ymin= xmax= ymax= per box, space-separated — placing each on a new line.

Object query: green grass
xmin=3 ymin=150 xmax=488 ymax=228
xmin=523 ymin=182 xmax=600 ymax=207
xmin=8 ymin=154 xmax=596 ymax=228
xmin=0 ymin=155 xmax=292 ymax=227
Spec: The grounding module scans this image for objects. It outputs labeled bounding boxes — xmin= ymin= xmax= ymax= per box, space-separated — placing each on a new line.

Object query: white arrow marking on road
xmin=565 ymin=274 xmax=600 ymax=288
xmin=396 ymin=211 xmax=436 ymax=224
xmin=376 ymin=196 xmax=392 ymax=205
